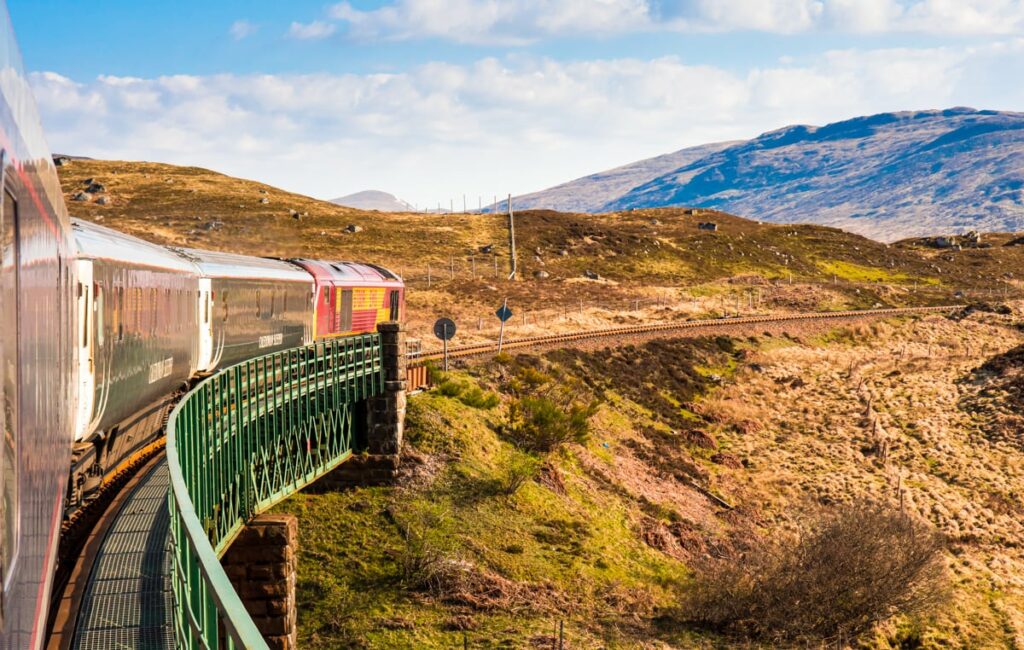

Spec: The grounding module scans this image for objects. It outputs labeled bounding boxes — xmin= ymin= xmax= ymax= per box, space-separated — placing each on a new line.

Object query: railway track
xmin=408 ymin=305 xmax=962 ymax=366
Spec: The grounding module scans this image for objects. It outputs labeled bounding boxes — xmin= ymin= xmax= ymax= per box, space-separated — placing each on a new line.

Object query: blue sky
xmin=10 ymin=1 xmax=1024 ymax=207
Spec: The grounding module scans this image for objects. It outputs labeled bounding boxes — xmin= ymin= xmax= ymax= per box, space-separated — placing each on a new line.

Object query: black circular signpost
xmin=433 ymin=318 xmax=456 ymax=340
xmin=433 ymin=318 xmax=456 ymax=370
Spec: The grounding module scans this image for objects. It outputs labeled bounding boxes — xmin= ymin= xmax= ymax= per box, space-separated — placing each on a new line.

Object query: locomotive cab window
xmin=389 ymin=290 xmax=400 ymax=321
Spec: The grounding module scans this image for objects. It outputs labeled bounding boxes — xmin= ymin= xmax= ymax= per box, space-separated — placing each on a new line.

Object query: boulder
xmin=259 ymin=197 xmax=270 ymax=204
xmin=479 ymin=244 xmax=494 ymax=254
xmin=583 ymin=270 xmax=600 ymax=280
xmin=72 ymin=191 xmax=92 ymax=202
xmin=95 ymin=196 xmax=110 ymax=206
xmin=86 ymin=182 xmax=106 ymax=194
xmin=533 ymin=270 xmax=550 ymax=279
xmin=697 ymin=222 xmax=718 ymax=231
xmin=345 ymin=224 xmax=363 ymax=233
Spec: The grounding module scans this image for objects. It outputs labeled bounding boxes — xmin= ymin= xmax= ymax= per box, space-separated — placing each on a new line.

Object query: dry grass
xmin=57 ymin=158 xmax=1024 ymax=347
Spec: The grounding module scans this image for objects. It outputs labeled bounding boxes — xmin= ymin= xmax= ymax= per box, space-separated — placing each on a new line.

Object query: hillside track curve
xmin=409 ymin=306 xmax=961 ymax=368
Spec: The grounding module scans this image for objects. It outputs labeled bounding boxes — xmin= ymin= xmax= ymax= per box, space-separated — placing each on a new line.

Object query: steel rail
xmin=409 ymin=305 xmax=961 ymax=364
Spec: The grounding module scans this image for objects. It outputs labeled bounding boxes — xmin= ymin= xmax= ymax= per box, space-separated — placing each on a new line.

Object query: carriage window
xmin=114 ymin=285 xmax=123 ymax=342
xmin=95 ymin=283 xmax=104 ymax=347
xmin=80 ymin=282 xmax=89 ymax=348
xmin=1 ymin=187 xmax=20 ymax=587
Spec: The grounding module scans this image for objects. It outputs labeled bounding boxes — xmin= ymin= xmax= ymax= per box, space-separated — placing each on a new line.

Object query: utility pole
xmin=463 ymin=194 xmax=466 ymax=213
xmin=507 ymin=193 xmax=517 ymax=280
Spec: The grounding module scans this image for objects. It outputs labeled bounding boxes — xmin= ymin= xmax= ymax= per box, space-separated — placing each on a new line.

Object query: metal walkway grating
xmin=73 ymin=460 xmax=174 ymax=650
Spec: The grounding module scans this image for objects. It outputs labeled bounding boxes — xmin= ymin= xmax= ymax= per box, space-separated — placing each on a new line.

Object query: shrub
xmin=496 ymin=453 xmax=540 ymax=497
xmin=502 ymin=364 xmax=600 ymax=453
xmin=457 ymin=386 xmax=500 ymax=409
xmin=507 ymin=395 xmax=598 ymax=452
xmin=682 ymin=503 xmax=948 ymax=644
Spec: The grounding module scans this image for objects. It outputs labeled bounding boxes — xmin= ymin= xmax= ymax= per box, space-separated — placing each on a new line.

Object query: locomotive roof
xmin=289 ymin=259 xmax=401 ymax=284
xmin=71 ymin=218 xmax=198 ymax=274
xmin=171 ymin=247 xmax=312 ymax=283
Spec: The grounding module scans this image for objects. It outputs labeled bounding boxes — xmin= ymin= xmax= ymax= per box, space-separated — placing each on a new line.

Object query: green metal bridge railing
xmin=166 ymin=334 xmax=384 ymax=649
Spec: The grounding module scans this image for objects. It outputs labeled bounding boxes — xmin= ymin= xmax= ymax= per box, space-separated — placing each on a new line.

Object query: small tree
xmin=682 ymin=502 xmax=948 ymax=644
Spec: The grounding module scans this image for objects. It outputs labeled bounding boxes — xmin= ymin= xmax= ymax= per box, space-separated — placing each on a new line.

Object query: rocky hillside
xmin=513 ymin=108 xmax=1024 ymax=242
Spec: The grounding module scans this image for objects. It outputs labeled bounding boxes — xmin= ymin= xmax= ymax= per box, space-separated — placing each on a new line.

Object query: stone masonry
xmin=221 ymin=514 xmax=298 ymax=650
xmin=319 ymin=321 xmax=407 ymax=488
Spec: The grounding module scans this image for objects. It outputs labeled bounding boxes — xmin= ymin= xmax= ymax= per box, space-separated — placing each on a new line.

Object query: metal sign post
xmin=495 ymin=298 xmax=513 ymax=354
xmin=433 ymin=318 xmax=457 ymax=371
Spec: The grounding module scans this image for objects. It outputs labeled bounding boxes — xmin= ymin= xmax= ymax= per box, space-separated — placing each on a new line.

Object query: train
xmin=67 ymin=220 xmax=404 ymax=511
xmin=0 ymin=5 xmax=405 ymax=647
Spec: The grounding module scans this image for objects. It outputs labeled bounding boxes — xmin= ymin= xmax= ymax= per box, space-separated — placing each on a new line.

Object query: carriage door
xmin=73 ymin=260 xmax=95 ymax=441
xmin=0 ymin=183 xmax=19 ymax=592
xmin=340 ymin=289 xmax=353 ymax=333
xmin=196 ymin=279 xmax=214 ymax=372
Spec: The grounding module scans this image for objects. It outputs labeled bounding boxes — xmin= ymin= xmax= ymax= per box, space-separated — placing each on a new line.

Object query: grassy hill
xmin=58 ymin=159 xmax=1024 ymax=348
xmin=277 ymin=309 xmax=1024 ymax=648
xmin=57 ymin=159 xmax=1024 ymax=647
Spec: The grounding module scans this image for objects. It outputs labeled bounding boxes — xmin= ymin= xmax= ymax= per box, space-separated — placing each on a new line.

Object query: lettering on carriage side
xmin=259 ymin=332 xmax=283 ymax=349
xmin=148 ymin=357 xmax=174 ymax=384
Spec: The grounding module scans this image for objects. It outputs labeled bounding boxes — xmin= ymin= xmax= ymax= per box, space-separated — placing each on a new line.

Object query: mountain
xmin=514 ymin=108 xmax=1024 ymax=241
xmin=330 ymin=190 xmax=414 ymax=212
xmin=510 ymin=140 xmax=739 ymax=213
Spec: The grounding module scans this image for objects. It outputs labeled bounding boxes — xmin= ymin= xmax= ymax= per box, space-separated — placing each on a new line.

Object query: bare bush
xmin=392 ymin=501 xmax=458 ymax=593
xmin=682 ymin=503 xmax=948 ymax=644
xmin=496 ymin=453 xmax=540 ymax=497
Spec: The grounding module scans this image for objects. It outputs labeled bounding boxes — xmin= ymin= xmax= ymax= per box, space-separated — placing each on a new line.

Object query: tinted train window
xmin=389 ymin=290 xmax=399 ymax=321
xmin=1 ymin=188 xmax=19 ymax=584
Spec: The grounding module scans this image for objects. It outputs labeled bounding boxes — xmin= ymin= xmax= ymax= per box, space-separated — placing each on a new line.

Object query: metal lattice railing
xmin=166 ymin=334 xmax=384 ymax=649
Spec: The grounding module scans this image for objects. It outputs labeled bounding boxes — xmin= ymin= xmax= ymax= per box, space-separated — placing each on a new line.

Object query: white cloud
xmin=286 ymin=20 xmax=337 ymax=40
xmin=321 ymin=0 xmax=1024 ymax=41
xmin=328 ymin=0 xmax=651 ymax=45
xmin=229 ymin=19 xmax=258 ymax=40
xmin=29 ymin=41 xmax=1024 ymax=208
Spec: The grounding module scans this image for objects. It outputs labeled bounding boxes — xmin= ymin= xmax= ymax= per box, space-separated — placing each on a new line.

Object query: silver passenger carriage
xmin=70 ymin=219 xmax=199 ymax=502
xmin=0 ymin=5 xmax=77 ymax=646
xmin=171 ymin=248 xmax=313 ymax=373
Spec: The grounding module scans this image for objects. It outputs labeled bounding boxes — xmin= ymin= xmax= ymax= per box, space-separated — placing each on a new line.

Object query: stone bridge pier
xmin=322 ymin=321 xmax=408 ymax=487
